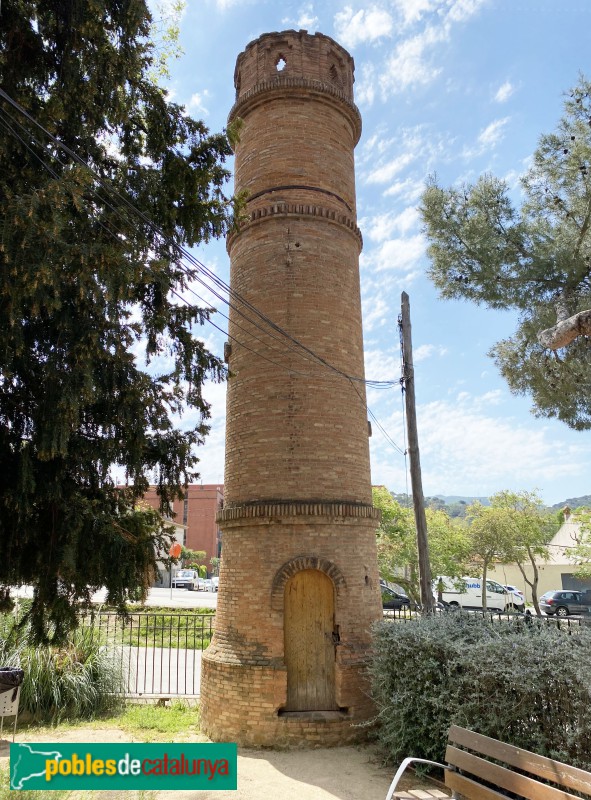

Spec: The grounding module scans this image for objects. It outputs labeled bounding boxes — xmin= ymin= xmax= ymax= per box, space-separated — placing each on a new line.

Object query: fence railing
xmin=383 ymin=605 xmax=591 ymax=629
xmin=69 ymin=606 xmax=591 ymax=698
xmin=81 ymin=612 xmax=215 ymax=698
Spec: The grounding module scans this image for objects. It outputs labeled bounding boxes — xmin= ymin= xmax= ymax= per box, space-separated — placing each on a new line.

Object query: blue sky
xmin=157 ymin=0 xmax=590 ymax=506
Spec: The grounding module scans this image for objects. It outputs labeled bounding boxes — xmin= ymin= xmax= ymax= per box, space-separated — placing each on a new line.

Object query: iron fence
xmin=383 ymin=605 xmax=591 ymax=629
xmin=81 ymin=612 xmax=215 ymax=698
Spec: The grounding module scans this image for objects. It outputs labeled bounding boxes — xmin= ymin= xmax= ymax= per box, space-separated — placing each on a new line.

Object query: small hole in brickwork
xmin=294 ymin=242 xmax=301 ymax=248
xmin=365 ymin=575 xmax=369 ymax=585
xmin=276 ymin=56 xmax=286 ymax=72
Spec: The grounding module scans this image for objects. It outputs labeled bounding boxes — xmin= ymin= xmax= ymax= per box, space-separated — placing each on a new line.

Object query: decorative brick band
xmin=229 ymin=77 xmax=362 ymax=143
xmin=217 ymin=500 xmax=380 ymax=525
xmin=226 ymin=200 xmax=363 ymax=252
xmin=247 ymin=184 xmax=353 ymax=213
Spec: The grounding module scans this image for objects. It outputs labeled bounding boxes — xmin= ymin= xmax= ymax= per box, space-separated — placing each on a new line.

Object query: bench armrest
xmin=385 ymin=757 xmax=452 ymax=800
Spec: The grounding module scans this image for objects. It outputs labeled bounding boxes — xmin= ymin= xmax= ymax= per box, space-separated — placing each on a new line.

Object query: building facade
xmin=200 ymin=29 xmax=382 ymax=747
xmin=143 ymin=483 xmax=223 ymax=566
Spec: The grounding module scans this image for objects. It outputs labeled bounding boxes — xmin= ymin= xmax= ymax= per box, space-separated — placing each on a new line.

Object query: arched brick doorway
xmin=284 ymin=569 xmax=339 ymax=711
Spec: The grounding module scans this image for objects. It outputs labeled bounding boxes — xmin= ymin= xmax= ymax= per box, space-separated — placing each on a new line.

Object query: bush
xmin=370 ymin=613 xmax=591 ymax=770
xmin=0 ymin=616 xmax=124 ymax=722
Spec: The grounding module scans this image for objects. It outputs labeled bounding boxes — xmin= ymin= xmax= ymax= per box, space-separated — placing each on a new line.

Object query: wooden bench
xmin=386 ymin=724 xmax=591 ymax=800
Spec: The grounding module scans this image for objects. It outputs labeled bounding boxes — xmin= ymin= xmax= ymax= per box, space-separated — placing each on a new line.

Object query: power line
xmin=0 ymin=88 xmax=398 ymax=390
xmin=0 ymin=90 xmax=408 ymax=454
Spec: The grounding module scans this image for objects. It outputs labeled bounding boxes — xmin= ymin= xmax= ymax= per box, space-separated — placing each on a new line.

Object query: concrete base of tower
xmin=200 ymin=648 xmax=376 ymax=747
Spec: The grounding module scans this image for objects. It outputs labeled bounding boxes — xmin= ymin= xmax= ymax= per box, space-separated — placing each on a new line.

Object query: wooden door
xmin=284 ymin=569 xmax=338 ymax=711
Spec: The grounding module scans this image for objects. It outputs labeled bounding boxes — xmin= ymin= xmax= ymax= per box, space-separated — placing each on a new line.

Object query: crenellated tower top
xmin=229 ymin=29 xmax=361 ymax=143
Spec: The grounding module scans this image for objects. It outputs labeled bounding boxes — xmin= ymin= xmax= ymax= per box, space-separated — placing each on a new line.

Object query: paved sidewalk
xmin=1 ymin=727 xmax=445 ymax=800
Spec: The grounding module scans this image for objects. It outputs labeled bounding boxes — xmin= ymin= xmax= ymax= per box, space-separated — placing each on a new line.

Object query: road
xmin=12 ymin=585 xmax=218 ymax=610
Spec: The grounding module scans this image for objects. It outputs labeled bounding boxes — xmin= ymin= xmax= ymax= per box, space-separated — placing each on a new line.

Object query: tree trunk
xmin=516 ymin=554 xmax=542 ymax=616
xmin=537 ymin=308 xmax=591 ymax=350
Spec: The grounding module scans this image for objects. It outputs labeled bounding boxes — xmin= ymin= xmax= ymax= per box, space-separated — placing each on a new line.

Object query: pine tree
xmin=0 ymin=0 xmax=235 ymax=641
xmin=421 ymin=76 xmax=591 ymax=430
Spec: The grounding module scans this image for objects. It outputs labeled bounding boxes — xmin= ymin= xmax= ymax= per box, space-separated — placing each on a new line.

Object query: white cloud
xmin=445 ymin=0 xmax=489 ymax=23
xmin=369 ymin=234 xmax=426 ymax=273
xmin=463 ymin=116 xmax=510 ymax=158
xmin=187 ymin=90 xmax=210 ymax=116
xmin=382 ymin=177 xmax=426 ymax=202
xmin=369 ymin=390 xmax=586 ymax=497
xmin=214 ymin=0 xmax=243 ymax=9
xmin=393 ymin=0 xmax=438 ymax=27
xmin=356 ymin=64 xmax=377 ymax=106
xmin=362 ymin=294 xmax=390 ymax=332
xmin=334 ymin=5 xmax=394 ymax=49
xmin=414 ymin=343 xmax=448 ymax=362
xmin=364 ymin=347 xmax=401 ymax=383
xmin=366 ymin=151 xmax=417 ymax=184
xmin=379 ymin=25 xmax=444 ymax=97
xmin=494 ymin=80 xmax=514 ymax=103
xmin=357 ymin=0 xmax=488 ymax=102
xmin=282 ymin=4 xmax=319 ymax=31
xmin=478 ymin=117 xmax=510 ymax=148
xmin=363 ymin=207 xmax=421 ymax=242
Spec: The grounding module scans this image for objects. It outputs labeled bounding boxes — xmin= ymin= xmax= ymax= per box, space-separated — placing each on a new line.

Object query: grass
xmin=18 ymin=700 xmax=203 ymax=742
xmin=79 ymin=609 xmax=215 ymax=651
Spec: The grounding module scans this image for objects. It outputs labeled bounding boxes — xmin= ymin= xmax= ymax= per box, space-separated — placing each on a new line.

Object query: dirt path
xmin=1 ymin=727 xmax=445 ymax=799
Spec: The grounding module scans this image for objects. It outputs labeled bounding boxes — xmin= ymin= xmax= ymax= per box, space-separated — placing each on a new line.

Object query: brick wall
xmin=142 ymin=484 xmax=223 ymax=565
xmin=201 ymin=29 xmax=381 ymax=747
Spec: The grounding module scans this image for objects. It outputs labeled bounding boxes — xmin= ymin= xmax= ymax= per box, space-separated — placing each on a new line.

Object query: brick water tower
xmin=200 ymin=29 xmax=382 ymax=746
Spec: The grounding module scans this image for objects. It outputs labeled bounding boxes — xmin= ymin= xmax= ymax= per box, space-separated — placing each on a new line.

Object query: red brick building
xmin=143 ymin=483 xmax=224 ymax=566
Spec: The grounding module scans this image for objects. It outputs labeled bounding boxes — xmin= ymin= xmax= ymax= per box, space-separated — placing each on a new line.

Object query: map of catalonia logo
xmin=10 ymin=742 xmax=237 ymax=790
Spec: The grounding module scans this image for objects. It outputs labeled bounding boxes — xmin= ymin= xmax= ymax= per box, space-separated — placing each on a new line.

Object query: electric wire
xmin=0 ymin=89 xmax=408 ymax=453
xmin=0 ymin=88 xmax=397 ymax=389
xmin=0 ymin=99 xmax=391 ymax=384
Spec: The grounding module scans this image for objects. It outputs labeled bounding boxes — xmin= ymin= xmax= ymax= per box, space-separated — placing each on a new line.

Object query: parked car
xmin=539 ymin=590 xmax=591 ymax=617
xmin=504 ymin=584 xmax=525 ymax=601
xmin=202 ymin=579 xmax=215 ymax=592
xmin=381 ymin=586 xmax=411 ymax=610
xmin=210 ymin=577 xmax=219 ymax=591
xmin=171 ymin=569 xmax=198 ymax=591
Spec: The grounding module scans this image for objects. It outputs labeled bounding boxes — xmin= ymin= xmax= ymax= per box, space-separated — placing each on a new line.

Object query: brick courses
xmin=200 ymin=29 xmax=382 ymax=747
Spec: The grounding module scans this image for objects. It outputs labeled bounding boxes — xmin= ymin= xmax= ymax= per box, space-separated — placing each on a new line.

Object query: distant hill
xmin=551 ymin=495 xmax=591 ymax=510
xmin=431 ymin=495 xmax=490 ymax=505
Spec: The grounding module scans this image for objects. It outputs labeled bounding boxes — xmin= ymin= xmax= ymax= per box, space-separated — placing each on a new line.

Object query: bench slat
xmin=448 ymin=725 xmax=591 ymax=797
xmin=446 ymin=746 xmax=583 ymax=800
xmin=446 ymin=771 xmax=514 ymax=800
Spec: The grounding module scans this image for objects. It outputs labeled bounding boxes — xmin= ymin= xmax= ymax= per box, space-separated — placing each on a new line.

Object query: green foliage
xmin=569 ymin=508 xmax=591 ymax=579
xmin=466 ymin=490 xmax=557 ymax=611
xmin=180 ymin=547 xmax=206 ymax=568
xmin=421 ymin=75 xmax=591 ymax=429
xmin=372 ymin=487 xmax=470 ymax=602
xmin=370 ymin=614 xmax=591 ymax=770
xmin=0 ymin=619 xmax=124 ymax=722
xmin=0 ymin=1 xmax=237 ymax=641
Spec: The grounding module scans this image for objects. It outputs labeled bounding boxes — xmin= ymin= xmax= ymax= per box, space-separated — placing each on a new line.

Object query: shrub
xmin=370 ymin=614 xmax=591 ymax=770
xmin=0 ymin=617 xmax=124 ymax=722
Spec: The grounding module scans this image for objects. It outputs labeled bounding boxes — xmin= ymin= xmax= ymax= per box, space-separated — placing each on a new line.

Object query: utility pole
xmin=400 ymin=292 xmax=435 ymax=613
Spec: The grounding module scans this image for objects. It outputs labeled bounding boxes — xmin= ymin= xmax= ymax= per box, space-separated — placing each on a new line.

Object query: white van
xmin=435 ymin=576 xmax=525 ymax=613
